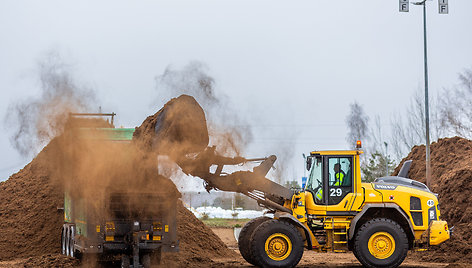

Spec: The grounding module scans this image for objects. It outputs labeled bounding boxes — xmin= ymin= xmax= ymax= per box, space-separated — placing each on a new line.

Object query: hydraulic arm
xmin=140 ymin=95 xmax=294 ymax=212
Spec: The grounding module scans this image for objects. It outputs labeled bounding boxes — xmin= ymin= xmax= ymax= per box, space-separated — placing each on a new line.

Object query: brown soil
xmin=160 ymin=202 xmax=235 ymax=268
xmin=210 ymin=228 xmax=239 ymax=249
xmin=206 ymin=228 xmax=454 ymax=268
xmin=133 ymin=94 xmax=209 ymax=156
xmin=0 ymin=141 xmax=232 ymax=266
xmin=22 ymin=254 xmax=80 ymax=268
xmin=393 ymin=137 xmax=472 ymax=264
xmin=0 ymin=141 xmax=64 ymax=260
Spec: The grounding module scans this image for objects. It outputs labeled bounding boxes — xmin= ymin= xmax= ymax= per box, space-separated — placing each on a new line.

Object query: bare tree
xmin=439 ymin=68 xmax=472 ymax=138
xmin=389 ymin=87 xmax=443 ymax=160
xmin=368 ymin=116 xmax=383 ymax=153
xmin=345 ymin=102 xmax=369 ymax=149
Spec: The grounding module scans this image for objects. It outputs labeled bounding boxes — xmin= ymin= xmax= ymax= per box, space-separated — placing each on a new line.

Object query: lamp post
xmin=384 ymin=142 xmax=389 ymax=176
xmin=399 ymin=0 xmax=448 ymax=188
xmin=412 ymin=0 xmax=431 ymax=188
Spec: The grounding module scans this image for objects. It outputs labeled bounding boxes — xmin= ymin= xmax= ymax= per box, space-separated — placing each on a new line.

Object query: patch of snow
xmin=188 ymin=206 xmax=266 ymax=219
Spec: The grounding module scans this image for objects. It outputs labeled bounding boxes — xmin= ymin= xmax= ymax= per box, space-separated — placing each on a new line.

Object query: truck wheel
xmin=250 ymin=219 xmax=304 ymax=268
xmin=142 ymin=254 xmax=151 ymax=268
xmin=61 ymin=226 xmax=67 ymax=255
xmin=353 ymin=218 xmax=408 ymax=268
xmin=69 ymin=226 xmax=75 ymax=258
xmin=152 ymin=247 xmax=162 ymax=265
xmin=65 ymin=226 xmax=70 ymax=257
xmin=121 ymin=255 xmax=130 ymax=268
xmin=238 ymin=216 xmax=271 ymax=265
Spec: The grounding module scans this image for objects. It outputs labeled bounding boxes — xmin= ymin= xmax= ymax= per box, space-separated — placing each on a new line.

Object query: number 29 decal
xmin=330 ymin=188 xmax=343 ymax=197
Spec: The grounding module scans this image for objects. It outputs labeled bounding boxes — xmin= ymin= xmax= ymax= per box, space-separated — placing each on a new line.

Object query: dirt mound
xmin=0 ymin=140 xmax=233 ymax=264
xmin=162 ymin=202 xmax=235 ymax=267
xmin=393 ymin=136 xmax=472 ymax=263
xmin=22 ymin=254 xmax=79 ymax=268
xmin=0 ymin=141 xmax=63 ymax=260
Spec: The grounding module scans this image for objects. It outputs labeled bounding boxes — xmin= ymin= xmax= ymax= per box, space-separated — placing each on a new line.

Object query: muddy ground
xmin=0 ymin=227 xmax=464 ymax=267
xmin=207 ymin=227 xmax=466 ymax=268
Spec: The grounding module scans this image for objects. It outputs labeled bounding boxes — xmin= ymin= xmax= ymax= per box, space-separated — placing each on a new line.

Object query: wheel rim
xmin=368 ymin=232 xmax=396 ymax=259
xmin=264 ymin=233 xmax=292 ymax=261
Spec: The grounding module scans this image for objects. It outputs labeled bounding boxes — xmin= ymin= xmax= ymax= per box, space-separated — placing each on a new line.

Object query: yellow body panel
xmin=429 ymin=220 xmax=450 ymax=245
xmin=291 ymin=192 xmax=307 ymax=222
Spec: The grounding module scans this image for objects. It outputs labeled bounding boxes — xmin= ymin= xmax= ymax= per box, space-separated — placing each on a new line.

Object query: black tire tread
xmin=353 ymin=218 xmax=408 ymax=268
xmin=238 ymin=216 xmax=271 ymax=265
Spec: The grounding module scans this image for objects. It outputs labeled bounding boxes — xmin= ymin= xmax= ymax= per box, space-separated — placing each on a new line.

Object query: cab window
xmin=327 ymin=157 xmax=353 ymax=205
xmin=305 ymin=156 xmax=324 ymax=205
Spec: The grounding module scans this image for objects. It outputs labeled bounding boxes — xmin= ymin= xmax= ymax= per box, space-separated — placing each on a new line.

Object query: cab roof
xmin=310 ymin=150 xmax=364 ymax=156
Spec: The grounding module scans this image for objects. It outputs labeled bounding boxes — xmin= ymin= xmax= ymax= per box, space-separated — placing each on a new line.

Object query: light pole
xmin=399 ymin=0 xmax=448 ymax=188
xmin=302 ymin=153 xmax=307 ymax=177
xmin=384 ymin=142 xmax=389 ymax=176
xmin=412 ymin=0 xmax=431 ymax=188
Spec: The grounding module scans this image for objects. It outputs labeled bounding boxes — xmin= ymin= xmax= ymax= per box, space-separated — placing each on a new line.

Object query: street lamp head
xmin=412 ymin=0 xmax=427 ymax=5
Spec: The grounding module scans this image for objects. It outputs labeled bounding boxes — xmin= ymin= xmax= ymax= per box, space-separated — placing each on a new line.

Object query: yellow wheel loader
xmin=144 ymin=95 xmax=450 ymax=268
xmin=194 ymin=147 xmax=450 ymax=268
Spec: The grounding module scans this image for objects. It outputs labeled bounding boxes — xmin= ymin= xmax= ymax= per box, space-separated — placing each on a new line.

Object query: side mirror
xmin=306 ymin=157 xmax=312 ymax=171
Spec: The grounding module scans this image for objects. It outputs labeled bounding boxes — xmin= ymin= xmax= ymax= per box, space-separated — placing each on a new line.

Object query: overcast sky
xmin=1 ymin=0 xmax=471 ymax=186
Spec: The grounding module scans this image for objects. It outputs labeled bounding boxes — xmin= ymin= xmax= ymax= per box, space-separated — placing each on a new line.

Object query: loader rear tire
xmin=353 ymin=218 xmax=408 ymax=268
xmin=250 ymin=219 xmax=304 ymax=268
xmin=238 ymin=216 xmax=271 ymax=265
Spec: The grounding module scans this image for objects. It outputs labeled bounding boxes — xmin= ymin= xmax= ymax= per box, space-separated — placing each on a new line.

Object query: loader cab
xmin=304 ymin=150 xmax=363 ymax=215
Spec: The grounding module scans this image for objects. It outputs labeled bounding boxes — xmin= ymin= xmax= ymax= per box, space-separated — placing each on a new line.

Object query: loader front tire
xmin=250 ymin=219 xmax=304 ymax=268
xmin=238 ymin=216 xmax=271 ymax=265
xmin=353 ymin=218 xmax=408 ymax=268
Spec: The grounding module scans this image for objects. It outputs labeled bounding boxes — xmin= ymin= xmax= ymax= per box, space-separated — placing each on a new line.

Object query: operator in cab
xmin=333 ymin=163 xmax=346 ymax=186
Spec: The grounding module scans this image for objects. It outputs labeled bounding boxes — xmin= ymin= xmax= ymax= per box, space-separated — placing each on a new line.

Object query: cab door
xmin=324 ymin=156 xmax=357 ymax=215
xmin=304 ymin=155 xmax=327 ymax=215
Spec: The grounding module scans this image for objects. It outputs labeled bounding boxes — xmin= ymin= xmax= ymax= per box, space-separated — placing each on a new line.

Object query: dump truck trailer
xmin=60 ymin=115 xmax=178 ymax=268
xmin=62 ymin=190 xmax=178 ymax=267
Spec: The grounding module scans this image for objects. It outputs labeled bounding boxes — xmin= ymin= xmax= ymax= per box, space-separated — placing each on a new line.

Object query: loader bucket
xmin=133 ymin=95 xmax=209 ymax=156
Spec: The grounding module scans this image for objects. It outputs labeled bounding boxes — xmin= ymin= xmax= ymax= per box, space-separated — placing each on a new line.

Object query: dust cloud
xmin=155 ymin=61 xmax=253 ymax=157
xmin=50 ymin=123 xmax=180 ymax=220
xmin=4 ymin=51 xmax=97 ymax=157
